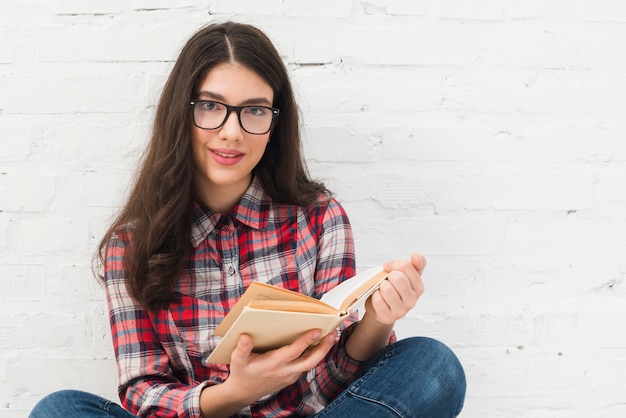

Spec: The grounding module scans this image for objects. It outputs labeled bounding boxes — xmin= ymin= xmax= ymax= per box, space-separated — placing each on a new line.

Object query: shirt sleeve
xmin=308 ymin=198 xmax=362 ymax=402
xmin=308 ymin=198 xmax=396 ymax=405
xmin=104 ymin=230 xmax=209 ymax=418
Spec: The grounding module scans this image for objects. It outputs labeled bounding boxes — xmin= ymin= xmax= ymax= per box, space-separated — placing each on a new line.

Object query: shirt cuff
xmin=333 ymin=322 xmax=364 ymax=376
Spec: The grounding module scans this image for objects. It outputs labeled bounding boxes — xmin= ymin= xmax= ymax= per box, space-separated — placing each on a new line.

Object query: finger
xmin=230 ymin=333 xmax=254 ymax=366
xmin=383 ymin=253 xmax=426 ymax=275
xmin=369 ymin=289 xmax=393 ymax=320
xmin=411 ymin=253 xmax=427 ymax=275
xmin=386 ymin=271 xmax=418 ymax=307
xmin=378 ymin=279 xmax=406 ymax=309
xmin=290 ymin=332 xmax=335 ymax=369
xmin=276 ymin=329 xmax=322 ymax=361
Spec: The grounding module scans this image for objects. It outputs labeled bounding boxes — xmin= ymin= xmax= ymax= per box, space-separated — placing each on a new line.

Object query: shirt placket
xmin=218 ymin=216 xmax=241 ymax=289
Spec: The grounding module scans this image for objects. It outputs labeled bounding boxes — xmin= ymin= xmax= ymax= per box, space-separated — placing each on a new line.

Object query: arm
xmin=345 ymin=253 xmax=427 ymax=361
xmin=105 ymin=230 xmax=211 ymax=418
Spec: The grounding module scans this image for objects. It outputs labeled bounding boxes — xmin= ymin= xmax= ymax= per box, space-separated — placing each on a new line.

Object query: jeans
xmin=29 ymin=337 xmax=466 ymax=418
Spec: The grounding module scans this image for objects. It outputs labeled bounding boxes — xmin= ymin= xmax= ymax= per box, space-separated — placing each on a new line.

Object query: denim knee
xmin=29 ymin=389 xmax=133 ymax=418
xmin=397 ymin=337 xmax=466 ymax=415
xmin=30 ymin=390 xmax=79 ymax=418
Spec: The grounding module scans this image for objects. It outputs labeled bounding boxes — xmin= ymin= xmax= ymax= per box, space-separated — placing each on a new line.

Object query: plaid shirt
xmin=104 ymin=178 xmax=362 ymax=417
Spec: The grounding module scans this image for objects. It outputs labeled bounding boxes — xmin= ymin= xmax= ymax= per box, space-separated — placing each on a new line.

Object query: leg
xmin=29 ymin=390 xmax=137 ymax=418
xmin=316 ymin=337 xmax=466 ymax=418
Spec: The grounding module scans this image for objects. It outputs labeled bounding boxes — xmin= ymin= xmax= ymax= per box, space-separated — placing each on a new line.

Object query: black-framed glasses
xmin=190 ymin=100 xmax=280 ymax=135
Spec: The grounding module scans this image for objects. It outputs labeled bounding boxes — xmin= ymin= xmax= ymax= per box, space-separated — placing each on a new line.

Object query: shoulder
xmin=298 ymin=193 xmax=352 ymax=235
xmin=312 ymin=193 xmax=350 ymax=225
xmin=102 ymin=223 xmax=135 ymax=279
xmin=107 ymin=223 xmax=135 ymax=248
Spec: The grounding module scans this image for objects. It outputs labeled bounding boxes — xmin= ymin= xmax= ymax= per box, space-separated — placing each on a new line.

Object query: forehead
xmin=196 ymin=63 xmax=274 ymax=105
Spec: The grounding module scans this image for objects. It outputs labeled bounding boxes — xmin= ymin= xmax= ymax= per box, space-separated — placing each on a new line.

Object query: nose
xmin=219 ymin=110 xmax=243 ymax=140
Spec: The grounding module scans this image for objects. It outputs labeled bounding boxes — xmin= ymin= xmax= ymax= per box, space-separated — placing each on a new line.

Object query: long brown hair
xmin=97 ymin=22 xmax=327 ymax=310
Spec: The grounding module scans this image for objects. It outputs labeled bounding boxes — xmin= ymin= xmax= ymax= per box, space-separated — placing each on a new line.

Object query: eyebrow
xmin=196 ymin=91 xmax=273 ymax=106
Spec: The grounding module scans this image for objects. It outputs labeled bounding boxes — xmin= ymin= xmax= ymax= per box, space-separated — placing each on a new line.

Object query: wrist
xmin=199 ymin=379 xmax=251 ymax=418
xmin=360 ymin=311 xmax=394 ymax=336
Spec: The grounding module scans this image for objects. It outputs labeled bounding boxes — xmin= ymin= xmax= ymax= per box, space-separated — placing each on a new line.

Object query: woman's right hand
xmin=199 ymin=329 xmax=335 ymax=417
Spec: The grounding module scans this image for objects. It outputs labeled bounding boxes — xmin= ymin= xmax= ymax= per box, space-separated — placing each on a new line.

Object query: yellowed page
xmin=214 ymin=281 xmax=333 ymax=337
xmin=247 ymin=299 xmax=338 ymax=314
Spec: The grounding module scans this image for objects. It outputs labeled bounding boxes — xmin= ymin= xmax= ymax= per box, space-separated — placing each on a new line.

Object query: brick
xmin=6 ymin=217 xmax=90 ymax=253
xmin=0 ymin=125 xmax=31 ymax=161
xmin=0 ymin=264 xmax=45 ymax=301
xmin=292 ymin=67 xmax=442 ymax=112
xmin=207 ymin=0 xmax=283 ymax=15
xmin=439 ymin=0 xmax=506 ymax=20
xmin=0 ymin=25 xmax=10 ymax=64
xmin=132 ymin=0 xmax=199 ymax=9
xmin=54 ymin=0 xmax=126 ymax=15
xmin=0 ymin=70 xmax=146 ymax=114
xmin=584 ymin=0 xmax=626 ymax=22
xmin=0 ymin=175 xmax=56 ymax=212
xmin=534 ymin=312 xmax=626 ymax=348
xmin=284 ymin=0 xmax=354 ymax=17
xmin=38 ymin=24 xmax=186 ymax=62
xmin=44 ymin=264 xmax=104 ymax=303
xmin=361 ymin=0 xmax=426 ymax=16
xmin=456 ymin=171 xmax=595 ymax=211
xmin=6 ymin=356 xmax=117 ymax=398
xmin=79 ymin=171 xmax=132 ymax=208
xmin=340 ymin=27 xmax=489 ymax=66
xmin=303 ymin=126 xmax=381 ymax=163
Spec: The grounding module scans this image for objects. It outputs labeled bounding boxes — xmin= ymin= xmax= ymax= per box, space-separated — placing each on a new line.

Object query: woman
xmin=30 ymin=22 xmax=465 ymax=418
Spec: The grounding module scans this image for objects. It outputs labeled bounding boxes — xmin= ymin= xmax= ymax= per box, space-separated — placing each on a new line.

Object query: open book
xmin=204 ymin=266 xmax=389 ymax=364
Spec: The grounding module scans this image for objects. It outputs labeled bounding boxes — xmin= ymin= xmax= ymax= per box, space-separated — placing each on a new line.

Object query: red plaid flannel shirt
xmin=104 ymin=178 xmax=363 ymax=417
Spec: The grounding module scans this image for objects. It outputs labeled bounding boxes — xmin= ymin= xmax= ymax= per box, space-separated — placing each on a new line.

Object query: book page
xmin=320 ymin=266 xmax=388 ymax=313
xmin=247 ymin=299 xmax=338 ymax=314
xmin=214 ymin=281 xmax=329 ymax=337
xmin=206 ymin=306 xmax=345 ymax=364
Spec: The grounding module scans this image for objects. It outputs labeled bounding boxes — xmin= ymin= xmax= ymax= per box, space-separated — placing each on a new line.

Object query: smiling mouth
xmin=213 ymin=150 xmax=243 ymax=158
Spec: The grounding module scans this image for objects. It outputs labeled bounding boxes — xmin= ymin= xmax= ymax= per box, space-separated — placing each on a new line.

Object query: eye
xmin=199 ymin=101 xmax=221 ymax=111
xmin=244 ymin=106 xmax=269 ymax=116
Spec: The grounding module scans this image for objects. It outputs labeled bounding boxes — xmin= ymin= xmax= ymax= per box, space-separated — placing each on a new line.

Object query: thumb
xmin=231 ymin=334 xmax=254 ymax=364
xmin=411 ymin=253 xmax=427 ymax=274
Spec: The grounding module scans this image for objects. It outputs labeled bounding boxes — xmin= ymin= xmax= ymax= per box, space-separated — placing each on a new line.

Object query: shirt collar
xmin=190 ymin=177 xmax=271 ymax=248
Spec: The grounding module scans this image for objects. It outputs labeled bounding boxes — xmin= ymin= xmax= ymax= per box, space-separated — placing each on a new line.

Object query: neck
xmin=195 ymin=176 xmax=252 ymax=214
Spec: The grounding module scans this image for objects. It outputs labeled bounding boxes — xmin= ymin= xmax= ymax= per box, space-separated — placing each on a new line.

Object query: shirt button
xmin=228 ymin=265 xmax=236 ymax=276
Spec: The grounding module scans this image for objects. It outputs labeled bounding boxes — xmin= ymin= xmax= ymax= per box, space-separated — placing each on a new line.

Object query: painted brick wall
xmin=2 ymin=1 xmax=626 ymax=417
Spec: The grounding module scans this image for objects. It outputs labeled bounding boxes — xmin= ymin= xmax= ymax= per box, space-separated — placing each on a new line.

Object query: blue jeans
xmin=29 ymin=337 xmax=465 ymax=418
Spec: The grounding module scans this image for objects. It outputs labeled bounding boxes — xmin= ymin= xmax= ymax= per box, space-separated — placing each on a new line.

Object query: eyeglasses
xmin=190 ymin=100 xmax=280 ymax=135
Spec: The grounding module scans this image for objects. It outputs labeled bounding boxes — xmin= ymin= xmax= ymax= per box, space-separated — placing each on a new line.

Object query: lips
xmin=210 ymin=148 xmax=245 ymax=166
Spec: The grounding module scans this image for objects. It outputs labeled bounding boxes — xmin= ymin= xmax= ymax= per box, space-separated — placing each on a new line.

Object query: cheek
xmin=190 ymin=129 xmax=209 ymax=156
xmin=254 ymin=139 xmax=270 ymax=161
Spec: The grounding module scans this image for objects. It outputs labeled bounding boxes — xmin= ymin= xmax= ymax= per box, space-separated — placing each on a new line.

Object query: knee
xmin=30 ymin=390 xmax=73 ymax=417
xmin=397 ymin=337 xmax=466 ymax=412
xmin=29 ymin=390 xmax=93 ymax=418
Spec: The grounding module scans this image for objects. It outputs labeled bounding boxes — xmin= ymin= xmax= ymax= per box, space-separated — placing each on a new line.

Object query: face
xmin=191 ymin=62 xmax=274 ymax=211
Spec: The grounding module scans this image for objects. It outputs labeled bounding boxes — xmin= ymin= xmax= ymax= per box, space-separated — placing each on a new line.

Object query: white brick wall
xmin=1 ymin=1 xmax=625 ymax=416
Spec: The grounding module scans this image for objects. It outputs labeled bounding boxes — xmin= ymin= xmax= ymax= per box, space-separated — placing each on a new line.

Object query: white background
xmin=1 ymin=1 xmax=626 ymax=417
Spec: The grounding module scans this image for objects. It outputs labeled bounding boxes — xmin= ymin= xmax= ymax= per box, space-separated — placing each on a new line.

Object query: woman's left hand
xmin=364 ymin=253 xmax=426 ymax=325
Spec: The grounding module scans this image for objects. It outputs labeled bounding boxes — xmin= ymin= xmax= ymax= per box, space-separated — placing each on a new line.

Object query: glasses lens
xmin=240 ymin=106 xmax=274 ymax=134
xmin=193 ymin=101 xmax=227 ymax=130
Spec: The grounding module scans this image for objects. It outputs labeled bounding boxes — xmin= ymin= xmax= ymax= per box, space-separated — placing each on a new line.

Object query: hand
xmin=365 ymin=253 xmax=426 ymax=325
xmin=223 ymin=329 xmax=336 ymax=405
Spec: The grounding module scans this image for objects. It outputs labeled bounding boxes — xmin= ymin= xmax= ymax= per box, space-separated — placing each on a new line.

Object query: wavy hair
xmin=97 ymin=22 xmax=327 ymax=310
